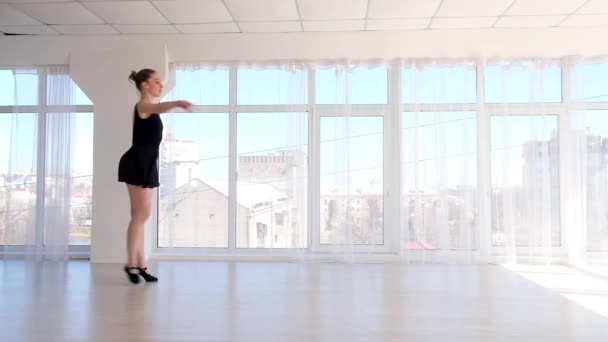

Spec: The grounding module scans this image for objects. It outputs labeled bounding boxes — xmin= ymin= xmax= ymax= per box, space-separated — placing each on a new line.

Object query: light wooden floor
xmin=1 ymin=260 xmax=607 ymax=342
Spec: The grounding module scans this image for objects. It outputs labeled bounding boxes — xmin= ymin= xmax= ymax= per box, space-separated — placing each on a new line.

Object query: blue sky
xmin=0 ymin=70 xmax=93 ymax=175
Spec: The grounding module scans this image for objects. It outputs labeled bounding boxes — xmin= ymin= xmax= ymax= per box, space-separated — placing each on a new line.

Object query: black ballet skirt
xmin=118 ymin=105 xmax=163 ymax=188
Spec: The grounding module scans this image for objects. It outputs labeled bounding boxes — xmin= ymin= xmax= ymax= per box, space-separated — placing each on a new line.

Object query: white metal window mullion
xmin=0 ymin=105 xmax=41 ymax=113
xmin=570 ymin=102 xmax=608 ymax=110
xmin=35 ymin=68 xmax=47 ymax=250
xmin=0 ymin=105 xmax=93 ymax=113
xmin=228 ymin=66 xmax=237 ymax=250
xmin=401 ymin=103 xmax=478 ymax=112
xmin=308 ymin=67 xmax=320 ymax=252
xmin=235 ymin=105 xmax=308 ymax=113
xmin=315 ymin=104 xmax=393 ymax=116
xmin=386 ymin=61 xmax=402 ymax=254
xmin=187 ymin=105 xmax=231 ymax=113
xmin=485 ymin=104 xmax=563 ymax=115
xmin=559 ymin=57 xmax=578 ymax=262
xmin=477 ymin=59 xmax=492 ymax=262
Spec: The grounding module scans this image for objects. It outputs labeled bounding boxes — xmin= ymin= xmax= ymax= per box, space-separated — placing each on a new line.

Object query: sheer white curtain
xmin=160 ymin=62 xmax=232 ymax=249
xmin=2 ymin=69 xmax=39 ymax=258
xmin=400 ymin=59 xmax=479 ymax=263
xmin=160 ymin=62 xmax=309 ymax=256
xmin=314 ymin=61 xmax=388 ymax=261
xmin=156 ymin=58 xmax=608 ymax=266
xmin=43 ymin=66 xmax=75 ymax=261
xmin=485 ymin=59 xmax=562 ymax=264
xmin=3 ymin=66 xmax=75 ymax=261
xmin=568 ymin=57 xmax=608 ymax=264
xmin=234 ymin=62 xmax=308 ymax=252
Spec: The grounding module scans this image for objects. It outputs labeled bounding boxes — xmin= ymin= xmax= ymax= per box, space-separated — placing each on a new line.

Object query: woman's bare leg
xmin=126 ymin=184 xmax=152 ymax=269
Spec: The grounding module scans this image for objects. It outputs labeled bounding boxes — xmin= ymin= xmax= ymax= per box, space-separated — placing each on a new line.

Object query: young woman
xmin=118 ymin=69 xmax=191 ymax=284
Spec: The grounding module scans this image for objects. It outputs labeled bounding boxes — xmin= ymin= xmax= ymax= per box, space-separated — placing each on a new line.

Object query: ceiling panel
xmin=507 ymin=0 xmax=588 ymax=16
xmin=561 ymin=14 xmax=608 ymax=27
xmin=83 ymin=1 xmax=168 ymax=25
xmin=0 ymin=0 xmax=71 ymax=3
xmin=4 ymin=0 xmax=608 ymax=35
xmin=367 ymin=18 xmax=429 ymax=30
xmin=437 ymin=0 xmax=512 ymax=17
xmin=297 ymin=0 xmax=367 ymax=20
xmin=176 ymin=22 xmax=240 ymax=33
xmin=577 ymin=0 xmax=608 ymax=14
xmin=114 ymin=24 xmax=178 ymax=34
xmin=368 ymin=0 xmax=441 ymax=19
xmin=239 ymin=21 xmax=301 ymax=33
xmin=223 ymin=0 xmax=299 ymax=21
xmin=431 ymin=17 xmax=496 ymax=29
xmin=0 ymin=4 xmax=41 ymax=25
xmin=0 ymin=25 xmax=57 ymax=34
xmin=495 ymin=15 xmax=565 ymax=28
xmin=303 ymin=20 xmax=364 ymax=31
xmin=13 ymin=2 xmax=104 ymax=25
xmin=153 ymin=0 xmax=232 ymax=24
xmin=53 ymin=24 xmax=119 ymax=34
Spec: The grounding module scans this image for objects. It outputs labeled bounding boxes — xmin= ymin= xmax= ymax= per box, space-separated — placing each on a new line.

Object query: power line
xmin=163 ymin=130 xmax=386 ymax=165
xmin=159 ymin=165 xmax=384 ymax=199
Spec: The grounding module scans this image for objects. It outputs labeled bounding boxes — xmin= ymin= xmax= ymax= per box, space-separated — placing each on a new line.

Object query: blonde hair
xmin=128 ymin=69 xmax=156 ymax=91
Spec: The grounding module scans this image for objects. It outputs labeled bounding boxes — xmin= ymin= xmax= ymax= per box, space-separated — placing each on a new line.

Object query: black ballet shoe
xmin=124 ymin=265 xmax=141 ymax=284
xmin=138 ymin=267 xmax=158 ymax=282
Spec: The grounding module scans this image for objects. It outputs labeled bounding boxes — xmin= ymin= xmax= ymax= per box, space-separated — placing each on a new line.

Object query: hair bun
xmin=128 ymin=70 xmax=138 ymax=82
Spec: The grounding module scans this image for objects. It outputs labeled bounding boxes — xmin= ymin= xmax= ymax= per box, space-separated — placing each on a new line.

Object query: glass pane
xmin=165 ymin=68 xmax=229 ymax=105
xmin=69 ymin=113 xmax=93 ymax=245
xmin=0 ymin=113 xmax=38 ymax=245
xmin=316 ymin=65 xmax=387 ymax=104
xmin=0 ymin=70 xmax=38 ymax=106
xmin=403 ymin=64 xmax=476 ymax=104
xmin=402 ymin=112 xmax=478 ymax=250
xmin=572 ymin=62 xmax=608 ymax=102
xmin=236 ymin=112 xmax=308 ymax=248
xmin=237 ymin=68 xmax=307 ymax=105
xmin=43 ymin=112 xmax=93 ymax=246
xmin=485 ymin=62 xmax=562 ymax=103
xmin=491 ymin=115 xmax=560 ymax=246
xmin=573 ymin=111 xmax=608 ymax=250
xmin=158 ymin=113 xmax=229 ymax=247
xmin=46 ymin=74 xmax=93 ymax=105
xmin=320 ymin=116 xmax=383 ymax=245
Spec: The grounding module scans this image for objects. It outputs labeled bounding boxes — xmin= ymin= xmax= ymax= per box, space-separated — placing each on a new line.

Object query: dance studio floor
xmin=1 ymin=260 xmax=607 ymax=341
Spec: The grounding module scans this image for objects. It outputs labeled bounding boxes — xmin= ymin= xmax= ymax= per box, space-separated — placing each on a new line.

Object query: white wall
xmin=1 ymin=28 xmax=608 ymax=263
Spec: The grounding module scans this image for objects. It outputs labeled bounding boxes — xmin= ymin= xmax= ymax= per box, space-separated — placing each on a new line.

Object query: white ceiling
xmin=0 ymin=0 xmax=606 ymax=35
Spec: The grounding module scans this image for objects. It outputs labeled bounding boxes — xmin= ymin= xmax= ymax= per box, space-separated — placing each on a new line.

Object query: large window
xmin=316 ymin=65 xmax=387 ymax=104
xmin=490 ymin=115 xmax=560 ymax=247
xmin=485 ymin=61 xmax=562 ymax=103
xmin=160 ymin=64 xmax=309 ymax=250
xmin=402 ymin=63 xmax=476 ymax=104
xmin=0 ymin=112 xmax=37 ymax=246
xmin=320 ymin=116 xmax=383 ymax=245
xmin=571 ymin=61 xmax=608 ymax=252
xmin=402 ymin=111 xmax=478 ymax=250
xmin=62 ymin=112 xmax=94 ymax=246
xmin=158 ymin=113 xmax=229 ymax=248
xmin=0 ymin=69 xmax=38 ymax=106
xmin=401 ymin=62 xmax=479 ymax=253
xmin=159 ymin=59 xmax=608 ymax=262
xmin=572 ymin=111 xmax=608 ymax=251
xmin=238 ymin=68 xmax=307 ymax=105
xmin=237 ymin=112 xmax=308 ymax=248
xmin=0 ymin=68 xmax=94 ymax=250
